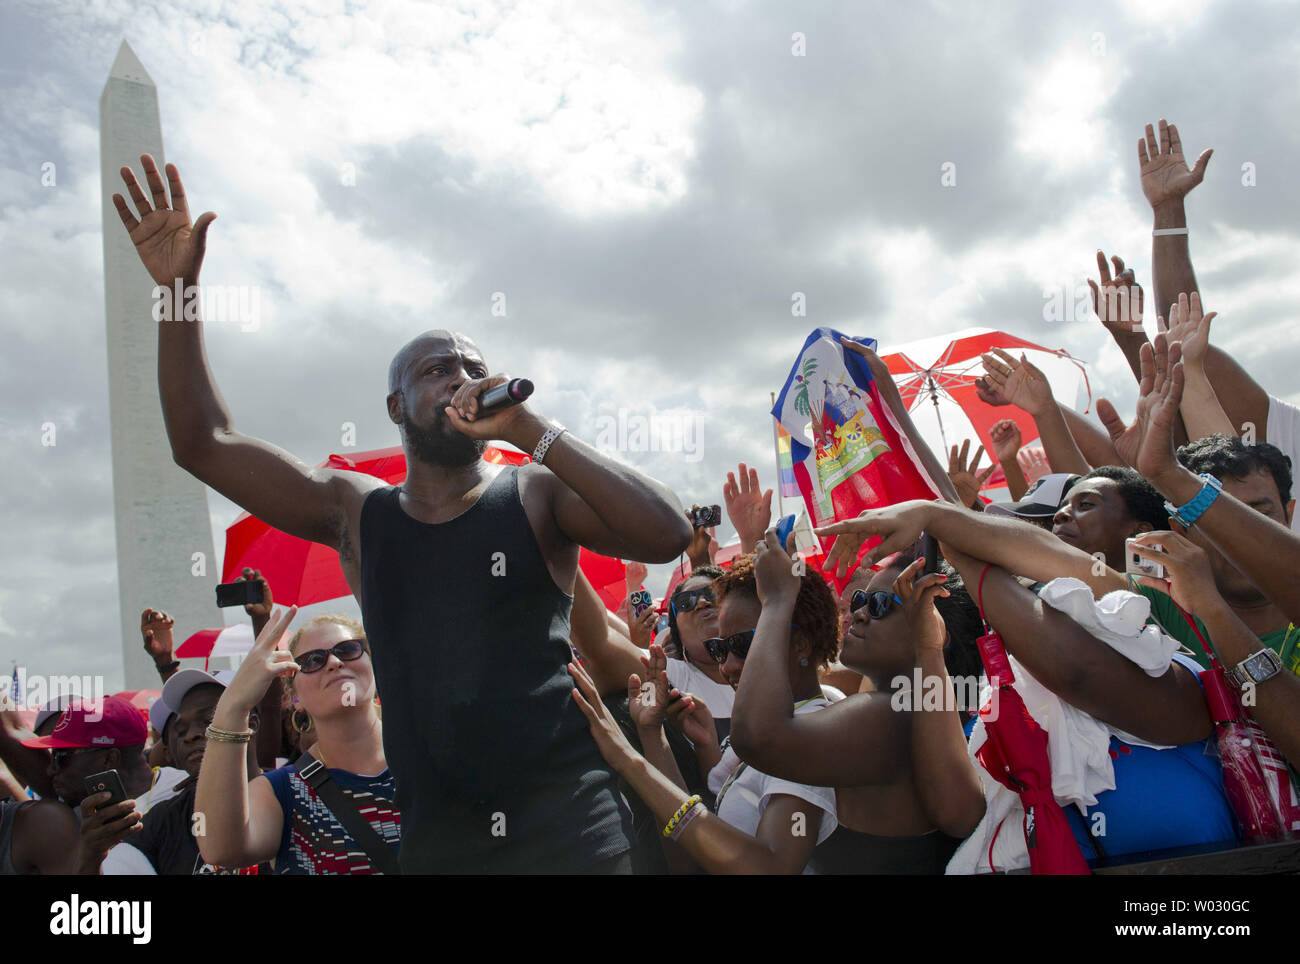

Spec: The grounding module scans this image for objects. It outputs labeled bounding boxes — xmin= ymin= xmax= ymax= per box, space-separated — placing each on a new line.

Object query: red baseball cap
xmin=19 ymin=696 xmax=147 ymax=750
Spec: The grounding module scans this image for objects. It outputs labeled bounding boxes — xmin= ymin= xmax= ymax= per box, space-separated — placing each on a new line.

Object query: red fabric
xmin=974 ymin=631 xmax=1091 ymax=875
xmin=222 ymin=445 xmax=627 ymax=611
xmin=175 ymin=628 xmax=223 ymax=659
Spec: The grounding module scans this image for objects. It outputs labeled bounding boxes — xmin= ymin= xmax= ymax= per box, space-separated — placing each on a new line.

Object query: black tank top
xmin=359 ymin=467 xmax=632 ymax=872
xmin=810 ymin=824 xmax=961 ymax=874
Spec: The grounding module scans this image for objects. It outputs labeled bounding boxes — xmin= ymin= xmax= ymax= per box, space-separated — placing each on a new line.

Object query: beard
xmin=402 ymin=403 xmax=486 ymax=467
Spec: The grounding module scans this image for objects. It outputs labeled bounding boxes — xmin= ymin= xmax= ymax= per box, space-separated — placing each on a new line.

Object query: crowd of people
xmin=4 ymin=117 xmax=1300 ymax=874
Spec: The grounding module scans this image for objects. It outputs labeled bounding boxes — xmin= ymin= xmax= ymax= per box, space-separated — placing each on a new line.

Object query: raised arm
xmin=196 ymin=607 xmax=295 ymax=868
xmin=570 ymin=659 xmax=823 ymax=874
xmin=843 ymin=338 xmax=962 ymax=505
xmin=1138 ymin=121 xmax=1270 ymax=439
xmin=988 ymin=419 xmax=1030 ymax=501
xmin=441 ymin=378 xmax=691 ymax=562
xmin=980 ymin=349 xmax=1090 ymax=477
xmin=1163 ymin=293 xmax=1234 ymax=441
xmin=568 ymin=568 xmax=646 ymax=698
xmin=1099 ymin=333 xmax=1300 ymax=626
xmin=728 ymin=529 xmax=909 ymax=787
xmin=113 ymin=156 xmax=367 ymax=548
xmin=942 ymin=545 xmax=1211 ymax=747
xmin=901 ymin=558 xmax=986 ymax=837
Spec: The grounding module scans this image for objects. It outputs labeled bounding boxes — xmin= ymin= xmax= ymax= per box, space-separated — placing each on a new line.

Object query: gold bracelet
xmin=662 ymin=794 xmax=702 ymax=838
xmin=205 ymin=724 xmax=253 ymax=744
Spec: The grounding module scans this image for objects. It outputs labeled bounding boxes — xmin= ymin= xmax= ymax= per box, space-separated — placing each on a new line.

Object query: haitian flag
xmin=772 ymin=329 xmax=941 ymax=579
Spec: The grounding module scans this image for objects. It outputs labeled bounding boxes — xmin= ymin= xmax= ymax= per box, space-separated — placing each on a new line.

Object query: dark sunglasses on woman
xmin=670 ymin=586 xmax=715 ymax=616
xmin=296 ymin=638 xmax=367 ymax=674
xmin=850 ymin=590 xmax=903 ymax=620
xmin=703 ymin=629 xmax=755 ymax=664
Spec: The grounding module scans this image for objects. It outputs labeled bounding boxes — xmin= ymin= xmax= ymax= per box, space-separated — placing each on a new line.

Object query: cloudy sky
xmin=3 ymin=0 xmax=1299 ymax=691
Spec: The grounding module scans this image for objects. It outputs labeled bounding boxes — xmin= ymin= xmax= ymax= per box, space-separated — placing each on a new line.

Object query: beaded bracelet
xmin=662 ymin=794 xmax=702 ymax=838
xmin=205 ymin=724 xmax=253 ymax=744
xmin=669 ymin=802 xmax=704 ymax=841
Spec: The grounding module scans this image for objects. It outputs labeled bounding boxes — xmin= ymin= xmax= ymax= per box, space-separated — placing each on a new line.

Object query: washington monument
xmin=100 ymin=41 xmax=217 ymax=687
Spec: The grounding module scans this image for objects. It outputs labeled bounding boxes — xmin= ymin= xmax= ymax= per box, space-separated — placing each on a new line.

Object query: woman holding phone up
xmin=197 ymin=607 xmax=401 ymax=874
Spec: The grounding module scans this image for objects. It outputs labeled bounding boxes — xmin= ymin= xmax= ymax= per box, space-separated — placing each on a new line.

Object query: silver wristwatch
xmin=1228 ymin=648 xmax=1284 ymax=689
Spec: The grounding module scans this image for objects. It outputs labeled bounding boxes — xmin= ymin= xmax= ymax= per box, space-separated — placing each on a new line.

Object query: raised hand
xmin=980 ymin=349 xmax=1054 ymax=416
xmin=218 ymin=605 xmax=299 ymax=716
xmin=1138 ymin=119 xmax=1213 ymax=210
xmin=140 ymin=608 xmax=175 ymax=664
xmin=947 ymin=439 xmax=994 ymax=508
xmin=1127 ymin=531 xmax=1222 ymax=615
xmin=893 ymin=559 xmax=950 ymax=656
xmin=568 ymin=660 xmax=639 ymax=772
xmin=988 ymin=418 xmax=1022 ymax=464
xmin=1097 ymin=334 xmax=1185 ymax=485
xmin=113 ymin=155 xmax=216 ymax=287
xmin=815 ymin=501 xmax=932 ymax=577
xmin=666 ymin=691 xmax=718 ymax=749
xmin=1017 ymin=445 xmax=1052 ymax=485
xmin=625 ymin=600 xmax=657 ymax=649
xmin=723 ymin=463 xmax=774 ymax=553
xmin=973 ymin=376 xmax=1012 ymax=407
xmin=235 ymin=568 xmax=273 ymax=621
xmin=753 ymin=526 xmax=802 ymax=607
xmin=685 ymin=506 xmax=715 ymax=567
xmin=1160 ymin=291 xmax=1216 ymax=369
xmin=1088 ymin=250 xmax=1145 ymax=335
xmin=624 ymin=560 xmax=648 ymax=590
xmin=628 ymin=643 xmax=673 ymax=729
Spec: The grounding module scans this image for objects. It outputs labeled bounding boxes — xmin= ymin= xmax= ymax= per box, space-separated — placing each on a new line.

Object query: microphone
xmin=479 ymin=377 xmax=534 ymax=412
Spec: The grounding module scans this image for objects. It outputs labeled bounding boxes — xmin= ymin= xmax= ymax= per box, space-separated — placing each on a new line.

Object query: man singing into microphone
xmin=112 ymin=156 xmax=692 ymax=873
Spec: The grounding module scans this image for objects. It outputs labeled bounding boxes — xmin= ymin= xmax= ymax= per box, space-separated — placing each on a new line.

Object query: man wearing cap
xmin=985 ymin=473 xmax=1082 ymax=529
xmin=12 ymin=697 xmax=153 ymax=874
xmin=102 ymin=670 xmax=265 ymax=874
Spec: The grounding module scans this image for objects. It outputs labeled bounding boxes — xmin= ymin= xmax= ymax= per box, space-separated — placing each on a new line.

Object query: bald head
xmin=388 ymin=329 xmax=484 ymax=395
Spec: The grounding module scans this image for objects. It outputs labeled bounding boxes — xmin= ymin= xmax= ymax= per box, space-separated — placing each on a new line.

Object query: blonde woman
xmin=197 ymin=607 xmax=400 ymax=874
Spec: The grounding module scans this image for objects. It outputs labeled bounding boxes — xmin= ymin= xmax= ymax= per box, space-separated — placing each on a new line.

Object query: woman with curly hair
xmin=728 ymin=527 xmax=985 ymax=874
xmin=569 ymin=548 xmax=841 ymax=874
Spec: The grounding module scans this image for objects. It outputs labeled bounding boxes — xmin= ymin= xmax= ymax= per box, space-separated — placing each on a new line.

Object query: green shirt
xmin=1133 ymin=581 xmax=1299 ymax=673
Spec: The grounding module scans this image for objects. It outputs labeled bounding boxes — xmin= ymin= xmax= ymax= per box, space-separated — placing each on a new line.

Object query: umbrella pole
xmin=928 ymin=374 xmax=951 ymax=453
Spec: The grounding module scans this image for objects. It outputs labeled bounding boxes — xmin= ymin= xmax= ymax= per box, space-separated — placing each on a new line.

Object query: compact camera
xmin=1124 ymin=538 xmax=1165 ymax=580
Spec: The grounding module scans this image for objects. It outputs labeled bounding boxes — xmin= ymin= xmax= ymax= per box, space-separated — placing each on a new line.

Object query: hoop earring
xmin=291 ymin=708 xmax=313 ymax=734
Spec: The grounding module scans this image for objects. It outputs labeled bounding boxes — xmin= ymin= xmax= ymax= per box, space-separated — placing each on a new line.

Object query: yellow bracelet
xmin=662 ymin=794 xmax=702 ymax=838
xmin=205 ymin=724 xmax=253 ymax=744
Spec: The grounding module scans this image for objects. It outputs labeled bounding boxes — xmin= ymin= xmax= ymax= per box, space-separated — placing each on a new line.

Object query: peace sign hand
xmin=217 ymin=605 xmax=299 ymax=718
xmin=113 ymin=155 xmax=216 ymax=288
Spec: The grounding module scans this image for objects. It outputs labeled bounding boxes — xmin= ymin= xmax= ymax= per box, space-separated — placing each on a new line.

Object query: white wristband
xmin=531 ymin=424 xmax=565 ymax=464
xmin=1152 ymin=227 xmax=1189 ymax=237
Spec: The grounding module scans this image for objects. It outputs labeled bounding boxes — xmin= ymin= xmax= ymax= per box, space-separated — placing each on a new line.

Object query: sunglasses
xmin=703 ymin=629 xmax=756 ymax=664
xmin=295 ymin=638 xmax=367 ymax=674
xmin=671 ymin=587 xmax=715 ymax=616
xmin=850 ymin=590 xmax=903 ymax=620
xmin=50 ymin=747 xmax=98 ymax=770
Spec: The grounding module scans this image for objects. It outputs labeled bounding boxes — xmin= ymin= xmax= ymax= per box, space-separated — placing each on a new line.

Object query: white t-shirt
xmin=1266 ymin=395 xmax=1300 ymax=532
xmin=706 ymin=697 xmax=838 ymax=872
xmin=99 ymin=767 xmax=190 ymax=875
xmin=661 ymin=657 xmax=736 ymax=721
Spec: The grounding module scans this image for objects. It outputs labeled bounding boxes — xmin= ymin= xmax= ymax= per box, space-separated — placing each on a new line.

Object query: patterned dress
xmin=262 ymin=764 xmax=402 ymax=874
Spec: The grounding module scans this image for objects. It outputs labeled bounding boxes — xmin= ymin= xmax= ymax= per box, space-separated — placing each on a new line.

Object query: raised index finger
xmin=1096 ymin=249 xmax=1111 ymax=283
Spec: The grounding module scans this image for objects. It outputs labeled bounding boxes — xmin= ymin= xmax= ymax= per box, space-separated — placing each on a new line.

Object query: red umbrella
xmin=222 ymin=444 xmax=628 ymax=611
xmin=974 ymin=628 xmax=1092 ymax=875
xmin=880 ymin=328 xmax=1090 ymax=498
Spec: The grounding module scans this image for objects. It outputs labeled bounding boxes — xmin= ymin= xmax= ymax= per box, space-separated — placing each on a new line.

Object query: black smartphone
xmin=690 ymin=505 xmax=721 ymax=528
xmin=83 ymin=769 xmax=127 ymax=808
xmin=921 ymin=533 xmax=941 ymax=576
xmin=215 ymin=580 xmax=264 ymax=608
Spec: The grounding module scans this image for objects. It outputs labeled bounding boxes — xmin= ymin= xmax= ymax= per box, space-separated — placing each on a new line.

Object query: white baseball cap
xmin=154 ymin=669 xmax=234 ymax=737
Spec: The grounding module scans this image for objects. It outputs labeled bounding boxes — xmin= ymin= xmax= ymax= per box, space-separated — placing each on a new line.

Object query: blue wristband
xmin=1164 ymin=473 xmax=1223 ymax=528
